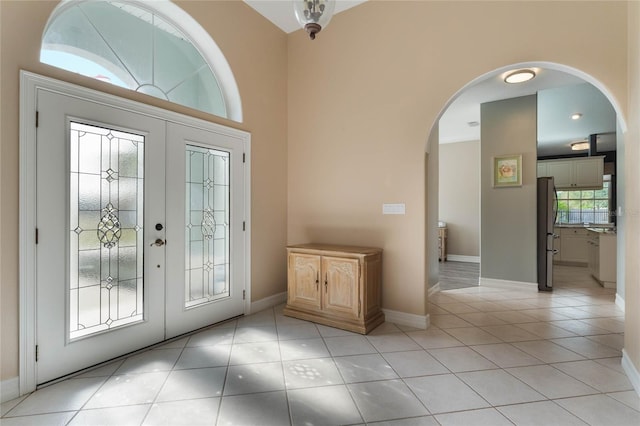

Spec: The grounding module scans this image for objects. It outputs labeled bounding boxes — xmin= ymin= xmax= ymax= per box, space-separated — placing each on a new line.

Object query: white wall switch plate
xmin=383 ymin=203 xmax=405 ymax=215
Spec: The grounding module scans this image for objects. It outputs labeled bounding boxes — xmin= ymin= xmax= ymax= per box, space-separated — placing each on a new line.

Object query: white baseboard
xmin=428 ymin=283 xmax=441 ymax=297
xmin=622 ymin=349 xmax=640 ymax=397
xmin=479 ymin=277 xmax=538 ymax=291
xmin=250 ymin=291 xmax=287 ymax=314
xmin=615 ymin=294 xmax=625 ymax=312
xmin=382 ymin=308 xmax=429 ymax=330
xmin=446 ymin=255 xmax=480 ymax=263
xmin=1 ymin=377 xmax=20 ymax=403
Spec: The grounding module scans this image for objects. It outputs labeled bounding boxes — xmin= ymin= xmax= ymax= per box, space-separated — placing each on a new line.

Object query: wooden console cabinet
xmin=283 ymin=244 xmax=384 ymax=334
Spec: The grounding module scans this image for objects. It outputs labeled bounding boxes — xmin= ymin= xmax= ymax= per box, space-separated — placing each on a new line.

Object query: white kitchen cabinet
xmin=587 ymin=230 xmax=616 ymax=288
xmin=556 ymin=228 xmax=589 ymax=265
xmin=546 ymin=161 xmax=573 ymax=187
xmin=537 ymin=162 xmax=548 ymax=178
xmin=537 ymin=156 xmax=604 ymax=189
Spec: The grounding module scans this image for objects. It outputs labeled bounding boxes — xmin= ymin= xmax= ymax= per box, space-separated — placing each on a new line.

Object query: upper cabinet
xmin=537 ymin=156 xmax=604 ymax=189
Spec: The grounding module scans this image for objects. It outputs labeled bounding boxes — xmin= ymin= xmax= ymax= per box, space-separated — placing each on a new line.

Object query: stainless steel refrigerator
xmin=537 ymin=177 xmax=558 ymax=291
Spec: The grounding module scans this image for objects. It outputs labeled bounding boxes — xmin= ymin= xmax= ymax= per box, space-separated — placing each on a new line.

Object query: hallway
xmin=1 ymin=283 xmax=638 ymax=425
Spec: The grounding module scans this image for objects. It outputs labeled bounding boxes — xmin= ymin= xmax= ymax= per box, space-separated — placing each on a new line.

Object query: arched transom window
xmin=41 ymin=0 xmax=242 ymax=121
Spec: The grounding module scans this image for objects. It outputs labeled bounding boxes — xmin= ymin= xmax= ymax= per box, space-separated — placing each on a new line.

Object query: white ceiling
xmin=243 ymin=0 xmax=366 ymax=33
xmin=244 ymin=2 xmax=618 ymax=157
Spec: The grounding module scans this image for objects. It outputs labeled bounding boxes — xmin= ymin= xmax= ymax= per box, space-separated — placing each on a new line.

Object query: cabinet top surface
xmin=538 ymin=156 xmax=605 ymax=163
xmin=288 ymin=243 xmax=382 ymax=255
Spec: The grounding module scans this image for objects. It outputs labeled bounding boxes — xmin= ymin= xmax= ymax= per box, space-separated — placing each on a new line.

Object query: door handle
xmin=150 ymin=238 xmax=166 ymax=247
xmin=325 ymin=273 xmax=328 ymax=293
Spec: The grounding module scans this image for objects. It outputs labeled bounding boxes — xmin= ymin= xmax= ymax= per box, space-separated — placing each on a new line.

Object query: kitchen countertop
xmin=555 ymin=223 xmax=614 ymax=229
xmin=587 ymin=227 xmax=617 ymax=235
xmin=555 ymin=224 xmax=616 ymax=235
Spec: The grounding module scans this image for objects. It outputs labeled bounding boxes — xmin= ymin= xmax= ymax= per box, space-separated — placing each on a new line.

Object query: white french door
xmin=34 ymin=88 xmax=246 ymax=385
xmin=165 ymin=123 xmax=245 ymax=338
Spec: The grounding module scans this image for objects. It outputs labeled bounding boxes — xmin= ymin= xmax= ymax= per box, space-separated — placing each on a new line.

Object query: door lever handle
xmin=151 ymin=238 xmax=166 ymax=247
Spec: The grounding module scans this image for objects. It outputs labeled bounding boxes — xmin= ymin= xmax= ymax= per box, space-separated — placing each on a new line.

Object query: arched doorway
xmin=427 ymin=62 xmax=627 ymax=300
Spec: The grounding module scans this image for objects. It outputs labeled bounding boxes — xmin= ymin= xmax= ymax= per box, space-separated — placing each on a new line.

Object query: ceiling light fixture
xmin=467 ymin=121 xmax=480 ymax=127
xmin=571 ymin=140 xmax=590 ymax=151
xmin=504 ymin=69 xmax=536 ymax=84
xmin=294 ymin=0 xmax=335 ymax=40
xmin=571 ymin=113 xmax=583 ymax=120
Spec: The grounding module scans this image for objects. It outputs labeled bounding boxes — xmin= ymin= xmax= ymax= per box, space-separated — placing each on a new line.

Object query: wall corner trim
xmin=479 ymin=277 xmax=538 ymax=291
xmin=382 ymin=309 xmax=429 ymax=330
xmin=615 ymin=294 xmax=625 ymax=312
xmin=622 ymin=349 xmax=640 ymax=397
xmin=249 ymin=291 xmax=287 ymax=315
xmin=0 ymin=377 xmax=20 ymax=404
xmin=446 ymin=255 xmax=481 ymax=263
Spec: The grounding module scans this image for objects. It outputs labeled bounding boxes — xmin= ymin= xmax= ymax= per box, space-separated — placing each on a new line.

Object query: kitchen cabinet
xmin=555 ymin=228 xmax=589 ymax=265
xmin=587 ymin=230 xmax=616 ymax=288
xmin=537 ymin=156 xmax=604 ymax=189
xmin=284 ymin=244 xmax=385 ymax=334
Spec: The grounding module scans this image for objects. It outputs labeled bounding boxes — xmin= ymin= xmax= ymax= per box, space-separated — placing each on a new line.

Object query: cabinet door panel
xmin=288 ymin=253 xmax=321 ymax=311
xmin=547 ymin=161 xmax=572 ymax=188
xmin=573 ymin=158 xmax=603 ymax=188
xmin=322 ymin=256 xmax=359 ymax=320
xmin=561 ymin=231 xmax=589 ymax=263
xmin=537 ymin=162 xmax=549 ymax=177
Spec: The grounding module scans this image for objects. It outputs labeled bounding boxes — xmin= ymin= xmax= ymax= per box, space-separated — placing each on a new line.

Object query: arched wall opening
xmin=425 ymin=61 xmax=628 ymax=299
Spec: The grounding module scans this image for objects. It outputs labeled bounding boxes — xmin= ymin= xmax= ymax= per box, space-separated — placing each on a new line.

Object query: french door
xmin=35 ymin=89 xmax=246 ymax=384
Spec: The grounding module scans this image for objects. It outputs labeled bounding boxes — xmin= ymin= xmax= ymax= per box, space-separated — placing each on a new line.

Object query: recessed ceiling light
xmin=571 ymin=140 xmax=590 ymax=151
xmin=504 ymin=69 xmax=536 ymax=84
xmin=571 ymin=113 xmax=583 ymax=120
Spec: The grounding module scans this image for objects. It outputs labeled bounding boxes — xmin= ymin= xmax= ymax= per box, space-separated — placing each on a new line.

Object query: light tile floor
xmin=2 ymin=277 xmax=639 ymax=425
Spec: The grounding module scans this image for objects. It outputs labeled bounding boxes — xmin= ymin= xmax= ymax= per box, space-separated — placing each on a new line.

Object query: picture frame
xmin=493 ymin=154 xmax=522 ymax=187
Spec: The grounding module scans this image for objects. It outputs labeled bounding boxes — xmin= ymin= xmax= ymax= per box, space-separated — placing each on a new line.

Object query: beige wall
xmin=288 ymin=0 xmax=627 ymax=317
xmin=439 ymin=140 xmax=480 ymax=258
xmin=625 ymin=0 xmax=640 ymax=386
xmin=0 ymin=0 xmax=288 ymax=381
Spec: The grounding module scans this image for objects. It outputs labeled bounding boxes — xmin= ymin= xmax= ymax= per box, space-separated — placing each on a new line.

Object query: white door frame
xmin=19 ymin=71 xmax=251 ymax=395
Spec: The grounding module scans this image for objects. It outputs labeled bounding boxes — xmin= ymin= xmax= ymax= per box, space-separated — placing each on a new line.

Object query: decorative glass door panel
xmin=165 ymin=122 xmax=245 ymax=338
xmin=36 ymin=90 xmax=165 ymax=385
xmin=185 ymin=145 xmax=230 ymax=308
xmin=69 ymin=122 xmax=145 ymax=340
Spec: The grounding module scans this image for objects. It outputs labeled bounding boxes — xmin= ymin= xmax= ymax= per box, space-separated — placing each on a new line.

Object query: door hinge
xmin=35 ymin=228 xmax=39 ymax=245
xmin=242 ymin=153 xmax=245 ymax=163
xmin=243 ymin=290 xmax=246 ymax=300
xmin=36 ymin=111 xmax=39 ymax=128
xmin=35 ymin=345 xmax=39 ymax=362
xmin=243 ymin=221 xmax=246 ymax=231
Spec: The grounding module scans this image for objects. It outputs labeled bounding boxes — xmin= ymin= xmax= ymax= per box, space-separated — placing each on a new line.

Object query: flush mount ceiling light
xmin=571 ymin=140 xmax=590 ymax=151
xmin=294 ymin=0 xmax=335 ymax=40
xmin=504 ymin=69 xmax=536 ymax=84
xmin=571 ymin=113 xmax=583 ymax=120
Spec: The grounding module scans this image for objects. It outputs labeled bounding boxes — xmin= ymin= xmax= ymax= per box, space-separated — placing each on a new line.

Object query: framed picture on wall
xmin=493 ymin=154 xmax=522 ymax=187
